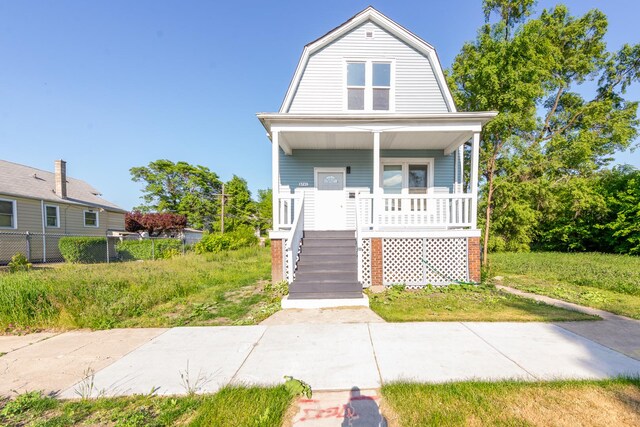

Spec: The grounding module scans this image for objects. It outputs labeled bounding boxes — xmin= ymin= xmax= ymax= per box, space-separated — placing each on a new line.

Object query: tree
xmin=450 ymin=0 xmax=640 ymax=261
xmin=223 ymin=175 xmax=255 ymax=232
xmin=130 ymin=160 xmax=222 ymax=231
xmin=255 ymin=188 xmax=273 ymax=234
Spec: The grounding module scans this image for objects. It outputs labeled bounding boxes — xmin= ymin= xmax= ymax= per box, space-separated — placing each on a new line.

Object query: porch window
xmin=381 ymin=159 xmax=433 ymax=194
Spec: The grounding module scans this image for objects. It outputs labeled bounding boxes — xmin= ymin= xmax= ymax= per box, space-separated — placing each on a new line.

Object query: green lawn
xmin=382 ymin=378 xmax=640 ymax=426
xmin=0 ymin=247 xmax=283 ymax=333
xmin=490 ymin=252 xmax=640 ymax=319
xmin=367 ymin=284 xmax=597 ymax=322
xmin=0 ymin=386 xmax=293 ymax=427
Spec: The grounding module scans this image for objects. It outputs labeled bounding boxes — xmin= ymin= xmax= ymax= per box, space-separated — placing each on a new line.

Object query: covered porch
xmin=259 ymin=113 xmax=496 ymax=235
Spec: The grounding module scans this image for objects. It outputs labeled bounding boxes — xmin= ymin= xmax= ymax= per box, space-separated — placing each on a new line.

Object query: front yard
xmin=0 ymin=247 xmax=284 ymax=333
xmin=489 ymin=252 xmax=640 ymax=319
xmin=382 ymin=378 xmax=640 ymax=426
xmin=367 ymin=284 xmax=596 ymax=322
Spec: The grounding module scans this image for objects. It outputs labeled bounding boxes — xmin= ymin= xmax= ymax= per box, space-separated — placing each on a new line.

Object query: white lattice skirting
xmin=360 ymin=238 xmax=372 ymax=287
xmin=380 ymin=237 xmax=468 ymax=287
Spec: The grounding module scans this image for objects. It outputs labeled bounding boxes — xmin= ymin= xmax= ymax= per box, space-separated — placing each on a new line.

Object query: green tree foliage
xmin=255 ymin=189 xmax=273 ymax=234
xmin=223 ymin=175 xmax=256 ymax=232
xmin=130 ymin=160 xmax=222 ymax=231
xmin=450 ymin=0 xmax=640 ymax=258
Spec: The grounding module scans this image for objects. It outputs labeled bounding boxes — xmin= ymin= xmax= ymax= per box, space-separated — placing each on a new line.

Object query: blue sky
xmin=1 ymin=0 xmax=638 ymax=210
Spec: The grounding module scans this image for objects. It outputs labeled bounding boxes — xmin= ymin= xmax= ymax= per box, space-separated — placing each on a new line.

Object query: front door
xmin=314 ymin=168 xmax=347 ymax=230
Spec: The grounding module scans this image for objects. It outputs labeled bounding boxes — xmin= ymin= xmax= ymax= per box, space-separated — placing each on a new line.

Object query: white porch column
xmin=457 ymin=145 xmax=464 ymax=193
xmin=470 ymin=132 xmax=480 ymax=228
xmin=372 ymin=131 xmax=381 ymax=230
xmin=272 ymin=130 xmax=280 ymax=231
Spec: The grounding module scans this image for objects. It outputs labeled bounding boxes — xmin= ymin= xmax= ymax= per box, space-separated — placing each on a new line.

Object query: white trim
xmin=0 ymin=197 xmax=17 ymax=229
xmin=380 ymin=157 xmax=435 ymax=195
xmin=83 ymin=209 xmax=99 ymax=228
xmin=280 ymin=7 xmax=457 ymax=113
xmin=44 ymin=204 xmax=60 ymax=228
xmin=313 ymin=167 xmax=347 ymax=189
xmin=281 ymin=294 xmax=369 ymax=309
xmin=360 ymin=229 xmax=480 ymax=238
xmin=470 ymin=132 xmax=480 ymax=228
xmin=272 ymin=130 xmax=280 ymax=231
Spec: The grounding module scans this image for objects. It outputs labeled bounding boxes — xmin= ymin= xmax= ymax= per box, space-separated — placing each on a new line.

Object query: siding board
xmin=289 ymin=21 xmax=449 ymax=114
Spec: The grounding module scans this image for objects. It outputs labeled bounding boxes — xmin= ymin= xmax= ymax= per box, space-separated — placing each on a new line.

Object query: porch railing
xmin=357 ymin=193 xmax=473 ymax=229
xmin=284 ymin=195 xmax=305 ymax=283
xmin=277 ymin=193 xmax=302 ymax=230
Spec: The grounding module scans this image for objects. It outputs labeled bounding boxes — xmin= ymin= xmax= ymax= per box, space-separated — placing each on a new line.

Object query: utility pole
xmin=220 ymin=183 xmax=225 ymax=234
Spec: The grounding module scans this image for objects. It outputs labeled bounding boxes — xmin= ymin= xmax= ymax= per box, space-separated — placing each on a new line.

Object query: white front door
xmin=314 ymin=168 xmax=347 ymax=230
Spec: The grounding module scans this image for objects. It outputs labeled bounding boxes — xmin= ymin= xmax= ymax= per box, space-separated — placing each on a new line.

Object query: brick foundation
xmin=271 ymin=239 xmax=283 ymax=282
xmin=371 ymin=238 xmax=383 ymax=286
xmin=468 ymin=237 xmax=481 ymax=283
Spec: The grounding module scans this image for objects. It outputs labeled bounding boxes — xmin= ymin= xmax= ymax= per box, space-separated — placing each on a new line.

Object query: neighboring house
xmin=258 ymin=7 xmax=497 ymax=303
xmin=0 ymin=159 xmax=126 ymax=262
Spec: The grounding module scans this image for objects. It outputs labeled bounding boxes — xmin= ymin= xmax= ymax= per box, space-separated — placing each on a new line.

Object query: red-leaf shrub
xmin=125 ymin=211 xmax=187 ymax=236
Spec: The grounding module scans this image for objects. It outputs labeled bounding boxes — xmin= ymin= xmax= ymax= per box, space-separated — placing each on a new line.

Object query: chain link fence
xmin=0 ymin=232 xmax=187 ymax=265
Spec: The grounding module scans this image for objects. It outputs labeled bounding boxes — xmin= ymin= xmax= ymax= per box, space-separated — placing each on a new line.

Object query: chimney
xmin=54 ymin=159 xmax=67 ymax=199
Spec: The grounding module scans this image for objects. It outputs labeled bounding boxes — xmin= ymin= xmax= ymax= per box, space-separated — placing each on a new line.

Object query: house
xmin=258 ymin=7 xmax=496 ymax=305
xmin=0 ymin=159 xmax=126 ymax=262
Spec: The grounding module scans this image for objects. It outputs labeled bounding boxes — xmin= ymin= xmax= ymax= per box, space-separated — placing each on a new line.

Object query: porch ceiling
xmin=279 ymin=130 xmax=471 ymax=151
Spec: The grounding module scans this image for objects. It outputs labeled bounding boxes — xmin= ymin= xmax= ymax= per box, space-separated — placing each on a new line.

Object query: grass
xmin=0 ymin=247 xmax=284 ymax=333
xmin=367 ymin=284 xmax=597 ymax=322
xmin=382 ymin=378 xmax=640 ymax=426
xmin=0 ymin=385 xmax=294 ymax=427
xmin=490 ymin=252 xmax=640 ymax=319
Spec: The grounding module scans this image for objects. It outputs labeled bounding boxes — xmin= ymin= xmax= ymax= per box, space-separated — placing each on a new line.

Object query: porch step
xmin=288 ymin=230 xmax=362 ymax=301
xmin=298 ymin=245 xmax=355 ymax=256
xmin=303 ymin=230 xmax=355 ymax=239
xmin=302 ymin=238 xmax=356 ymax=248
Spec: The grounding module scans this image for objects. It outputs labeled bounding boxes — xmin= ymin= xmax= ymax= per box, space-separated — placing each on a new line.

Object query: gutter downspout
xmin=40 ymin=200 xmax=46 ymax=262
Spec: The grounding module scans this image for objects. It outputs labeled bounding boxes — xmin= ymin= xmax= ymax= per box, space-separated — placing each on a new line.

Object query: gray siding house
xmin=258 ymin=7 xmax=496 ymax=307
xmin=0 ymin=159 xmax=126 ymax=262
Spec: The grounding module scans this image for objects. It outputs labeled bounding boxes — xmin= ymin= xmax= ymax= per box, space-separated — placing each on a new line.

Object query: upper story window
xmin=346 ymin=60 xmax=393 ymax=112
xmin=0 ymin=199 xmax=17 ymax=229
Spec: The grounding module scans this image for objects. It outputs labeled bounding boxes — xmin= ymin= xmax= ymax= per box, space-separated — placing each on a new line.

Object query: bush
xmin=8 ymin=253 xmax=32 ymax=273
xmin=116 ymin=239 xmax=183 ymax=260
xmin=58 ymin=237 xmax=107 ymax=263
xmin=195 ymin=225 xmax=258 ymax=254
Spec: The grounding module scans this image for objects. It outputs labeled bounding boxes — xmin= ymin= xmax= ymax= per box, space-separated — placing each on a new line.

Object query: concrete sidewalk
xmin=36 ymin=322 xmax=640 ymax=398
xmin=2 ymin=320 xmax=639 ymax=399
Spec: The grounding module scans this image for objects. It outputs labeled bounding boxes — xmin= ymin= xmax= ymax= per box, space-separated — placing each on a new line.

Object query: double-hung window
xmin=0 ymin=199 xmax=16 ymax=229
xmin=84 ymin=210 xmax=98 ymax=227
xmin=346 ymin=60 xmax=393 ymax=111
xmin=45 ymin=205 xmax=59 ymax=228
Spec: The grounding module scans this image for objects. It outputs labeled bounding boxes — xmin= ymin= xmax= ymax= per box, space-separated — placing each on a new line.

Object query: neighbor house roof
xmin=279 ymin=6 xmax=457 ymax=113
xmin=0 ymin=159 xmax=126 ymax=212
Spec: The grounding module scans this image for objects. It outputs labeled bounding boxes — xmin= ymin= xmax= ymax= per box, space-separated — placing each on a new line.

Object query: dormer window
xmin=346 ymin=60 xmax=393 ymax=112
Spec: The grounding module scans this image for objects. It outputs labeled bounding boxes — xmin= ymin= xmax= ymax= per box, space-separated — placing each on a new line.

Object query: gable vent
xmin=365 ymin=30 xmax=374 ymax=39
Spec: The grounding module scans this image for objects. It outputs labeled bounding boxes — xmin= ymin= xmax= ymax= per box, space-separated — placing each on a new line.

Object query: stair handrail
xmin=355 ymin=190 xmax=362 ymax=284
xmin=285 ymin=194 xmax=305 ymax=283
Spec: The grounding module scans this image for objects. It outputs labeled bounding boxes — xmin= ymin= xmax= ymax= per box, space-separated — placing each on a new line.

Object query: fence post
xmin=25 ymin=231 xmax=31 ymax=261
xmin=152 ymin=238 xmax=155 ymax=260
xmin=182 ymin=238 xmax=186 ymax=256
xmin=106 ymin=233 xmax=110 ymax=264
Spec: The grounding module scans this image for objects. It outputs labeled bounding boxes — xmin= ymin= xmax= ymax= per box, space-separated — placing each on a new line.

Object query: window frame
xmin=0 ymin=198 xmax=17 ymax=229
xmin=44 ymin=204 xmax=60 ymax=228
xmin=380 ymin=158 xmax=435 ymax=195
xmin=343 ymin=59 xmax=395 ymax=112
xmin=313 ymin=167 xmax=347 ymax=191
xmin=83 ymin=209 xmax=99 ymax=228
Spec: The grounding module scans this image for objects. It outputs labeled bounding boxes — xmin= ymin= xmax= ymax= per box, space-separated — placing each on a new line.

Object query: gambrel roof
xmin=280 ymin=6 xmax=457 ymax=113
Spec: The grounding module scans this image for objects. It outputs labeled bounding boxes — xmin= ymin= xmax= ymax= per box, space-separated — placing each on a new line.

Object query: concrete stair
xmin=288 ymin=230 xmax=362 ymax=300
